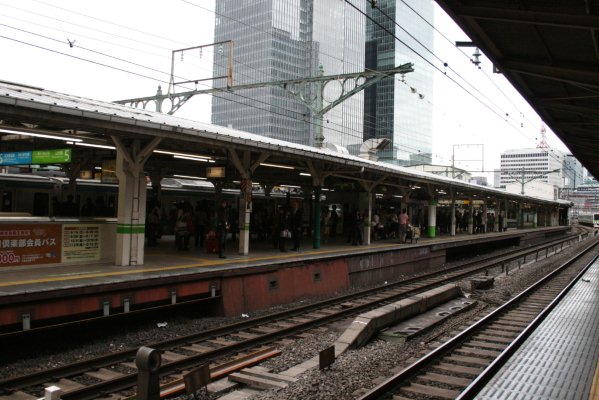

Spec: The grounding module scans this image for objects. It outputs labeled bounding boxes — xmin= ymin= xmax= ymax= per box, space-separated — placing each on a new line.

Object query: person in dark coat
xmin=216 ymin=199 xmax=229 ymax=258
xmin=352 ymin=209 xmax=363 ymax=245
xmin=330 ymin=204 xmax=339 ymax=238
xmin=194 ymin=201 xmax=208 ymax=249
xmin=290 ymin=202 xmax=302 ymax=251
xmin=278 ymin=206 xmax=291 ymax=252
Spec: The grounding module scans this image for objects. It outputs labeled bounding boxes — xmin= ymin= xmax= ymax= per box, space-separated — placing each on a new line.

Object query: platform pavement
xmin=476 ymin=259 xmax=599 ymax=399
xmin=0 ymin=227 xmax=553 ymax=297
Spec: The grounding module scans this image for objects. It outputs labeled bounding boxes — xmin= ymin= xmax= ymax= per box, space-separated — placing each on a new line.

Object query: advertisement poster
xmin=62 ymin=224 xmax=101 ymax=262
xmin=0 ymin=224 xmax=61 ymax=267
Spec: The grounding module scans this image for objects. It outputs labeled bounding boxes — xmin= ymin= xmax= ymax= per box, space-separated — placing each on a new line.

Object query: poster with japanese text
xmin=0 ymin=224 xmax=61 ymax=266
xmin=62 ymin=224 xmax=101 ymax=262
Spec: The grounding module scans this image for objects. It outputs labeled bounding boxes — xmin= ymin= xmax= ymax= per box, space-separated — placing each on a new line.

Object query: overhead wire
xmin=2 ymin=0 xmax=421 ymax=153
xmin=397 ymin=0 xmax=561 ymax=149
xmin=362 ymin=0 xmax=569 ymax=170
xmin=0 ymin=32 xmax=421 ymax=153
xmin=1 ymin=0 xmax=566 ymax=167
xmin=1 ymin=0 xmax=452 ymax=157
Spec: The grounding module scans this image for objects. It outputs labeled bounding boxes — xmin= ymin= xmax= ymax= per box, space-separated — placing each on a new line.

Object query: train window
xmin=33 ymin=192 xmax=50 ymax=216
xmin=2 ymin=191 xmax=12 ymax=212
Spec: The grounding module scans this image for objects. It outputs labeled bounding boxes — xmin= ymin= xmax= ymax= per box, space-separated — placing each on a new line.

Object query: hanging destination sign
xmin=0 ymin=151 xmax=32 ymax=165
xmin=31 ymin=149 xmax=71 ymax=164
xmin=0 ymin=149 xmax=71 ymax=166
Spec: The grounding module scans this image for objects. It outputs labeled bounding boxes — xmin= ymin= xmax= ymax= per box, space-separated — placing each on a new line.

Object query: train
xmin=0 ymin=172 xmax=296 ymax=219
xmin=575 ymin=212 xmax=599 ymax=228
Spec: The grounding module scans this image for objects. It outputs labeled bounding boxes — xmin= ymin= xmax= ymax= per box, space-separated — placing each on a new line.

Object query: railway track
xmin=0 ymin=231 xmax=591 ymax=400
xmin=358 ymin=238 xmax=598 ymax=400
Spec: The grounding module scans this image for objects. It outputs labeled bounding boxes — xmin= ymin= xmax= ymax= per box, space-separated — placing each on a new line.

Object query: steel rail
xmin=0 ymin=231 xmax=589 ymax=399
xmin=358 ymin=239 xmax=598 ymax=400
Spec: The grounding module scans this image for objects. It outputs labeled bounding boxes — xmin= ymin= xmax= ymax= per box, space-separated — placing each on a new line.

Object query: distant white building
xmin=496 ymin=148 xmax=565 ymax=193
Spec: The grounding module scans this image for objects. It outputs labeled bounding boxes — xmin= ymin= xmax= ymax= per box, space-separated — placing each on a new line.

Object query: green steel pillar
xmin=518 ymin=202 xmax=523 ymax=229
xmin=427 ymin=200 xmax=437 ymax=238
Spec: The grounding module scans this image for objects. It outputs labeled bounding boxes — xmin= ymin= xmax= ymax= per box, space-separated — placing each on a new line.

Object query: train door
xmin=33 ymin=192 xmax=50 ymax=216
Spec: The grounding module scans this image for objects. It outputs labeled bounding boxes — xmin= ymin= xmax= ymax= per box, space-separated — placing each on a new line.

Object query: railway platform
xmin=0 ymin=226 xmax=573 ymax=332
xmin=475 ymin=258 xmax=599 ymax=400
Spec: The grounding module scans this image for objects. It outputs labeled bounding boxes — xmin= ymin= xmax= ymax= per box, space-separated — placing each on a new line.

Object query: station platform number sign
xmin=0 ymin=149 xmax=71 ymax=166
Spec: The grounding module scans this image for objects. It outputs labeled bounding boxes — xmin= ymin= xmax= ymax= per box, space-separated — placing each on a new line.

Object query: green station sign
xmin=0 ymin=149 xmax=71 ymax=166
xmin=31 ymin=149 xmax=71 ymax=164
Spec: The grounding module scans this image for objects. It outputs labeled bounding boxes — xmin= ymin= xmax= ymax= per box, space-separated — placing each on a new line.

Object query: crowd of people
xmin=52 ymin=195 xmax=114 ymax=217
xmin=145 ymin=199 xmax=506 ymax=256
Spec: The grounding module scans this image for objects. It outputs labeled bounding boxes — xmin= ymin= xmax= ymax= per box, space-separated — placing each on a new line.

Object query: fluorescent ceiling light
xmin=261 ymin=163 xmax=294 ymax=170
xmin=174 ymin=155 xmax=210 ymax=162
xmin=154 ymin=149 xmax=211 ymax=160
xmin=299 ymin=172 xmax=311 ymax=176
xmin=393 ymin=195 xmax=403 ymax=198
xmin=76 ymin=142 xmax=115 ymax=150
xmin=0 ymin=127 xmax=82 ymax=142
xmin=174 ymin=174 xmax=206 ymax=180
xmin=234 ymin=180 xmax=260 ymax=185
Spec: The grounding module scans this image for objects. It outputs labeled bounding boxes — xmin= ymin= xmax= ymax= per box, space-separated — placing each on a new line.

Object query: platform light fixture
xmin=154 ymin=149 xmax=212 ymax=160
xmin=173 ymin=155 xmax=211 ymax=162
xmin=0 ymin=127 xmax=83 ymax=142
xmin=299 ymin=172 xmax=311 ymax=176
xmin=260 ymin=163 xmax=295 ymax=170
xmin=76 ymin=142 xmax=116 ymax=150
xmin=173 ymin=174 xmax=207 ymax=180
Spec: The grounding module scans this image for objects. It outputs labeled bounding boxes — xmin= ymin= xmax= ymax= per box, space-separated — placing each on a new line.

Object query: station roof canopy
xmin=0 ymin=80 xmax=569 ymax=207
xmin=436 ymin=0 xmax=599 ymax=179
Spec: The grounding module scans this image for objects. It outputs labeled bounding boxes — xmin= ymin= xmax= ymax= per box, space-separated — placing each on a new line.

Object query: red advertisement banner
xmin=0 ymin=224 xmax=62 ymax=267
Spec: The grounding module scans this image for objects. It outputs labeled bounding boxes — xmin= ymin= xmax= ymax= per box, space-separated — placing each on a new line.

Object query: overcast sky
xmin=0 ymin=0 xmax=570 ymax=183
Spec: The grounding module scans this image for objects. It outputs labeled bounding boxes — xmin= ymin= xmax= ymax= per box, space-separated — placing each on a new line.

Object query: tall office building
xmin=364 ymin=0 xmax=435 ymax=165
xmin=212 ymin=0 xmax=365 ymax=150
xmin=496 ymin=148 xmax=565 ymax=190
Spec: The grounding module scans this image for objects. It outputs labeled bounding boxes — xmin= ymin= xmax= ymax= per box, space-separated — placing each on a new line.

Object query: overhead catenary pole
xmin=503 ymin=167 xmax=561 ymax=195
xmin=116 ymin=60 xmax=414 ymax=147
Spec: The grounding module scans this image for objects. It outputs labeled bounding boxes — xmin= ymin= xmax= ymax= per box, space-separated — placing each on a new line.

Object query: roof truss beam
xmin=457 ymin=6 xmax=599 ymax=29
xmin=503 ymin=59 xmax=599 ymax=89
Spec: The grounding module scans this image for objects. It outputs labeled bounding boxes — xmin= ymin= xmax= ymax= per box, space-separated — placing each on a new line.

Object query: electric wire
xmin=0 ymin=33 xmax=430 ymax=155
xmin=398 ymin=0 xmax=561 ymax=148
xmin=358 ymin=0 xmax=569 ymax=168
xmin=1 ymin=1 xmax=569 ymax=172
xmin=1 ymin=1 xmax=419 ymax=153
xmin=2 ymin=0 xmax=517 ymax=158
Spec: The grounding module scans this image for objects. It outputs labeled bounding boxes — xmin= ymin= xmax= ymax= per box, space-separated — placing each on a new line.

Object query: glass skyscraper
xmin=212 ymin=0 xmax=365 ymax=150
xmin=364 ymin=0 xmax=434 ymax=165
